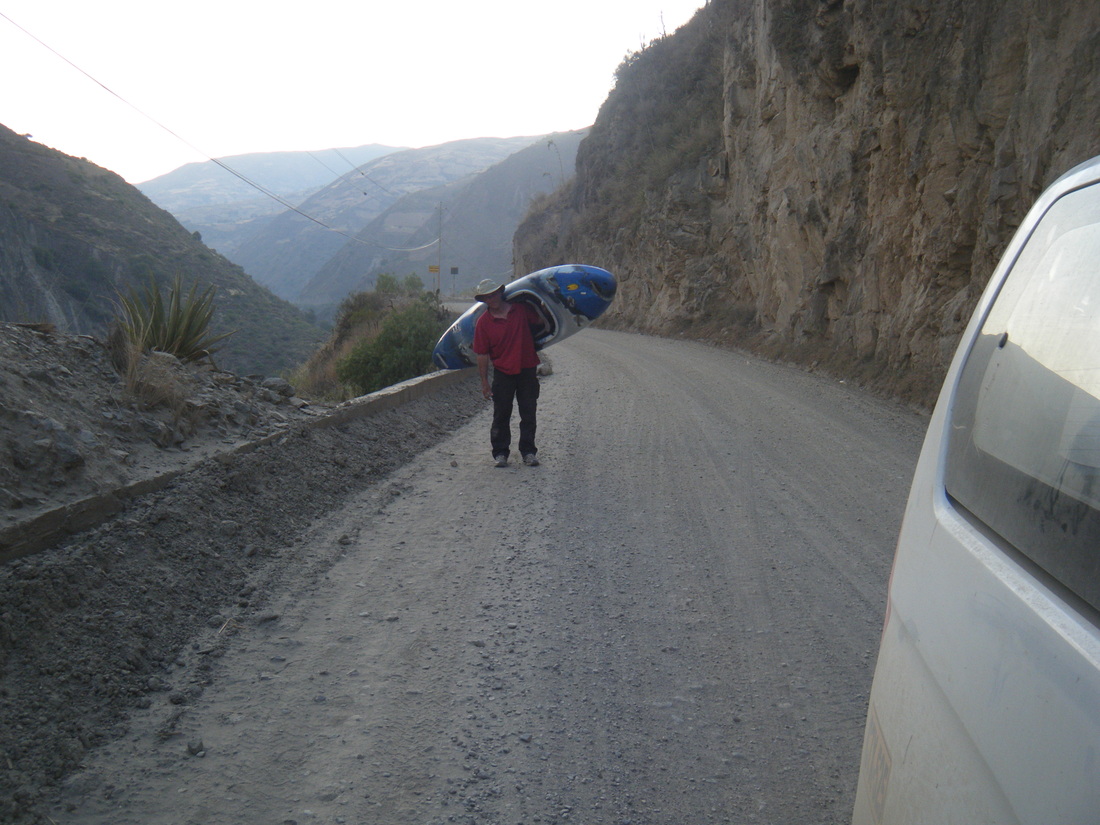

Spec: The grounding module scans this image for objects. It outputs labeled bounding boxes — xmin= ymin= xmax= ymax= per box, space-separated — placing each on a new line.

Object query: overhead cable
xmin=332 ymin=147 xmax=398 ymax=200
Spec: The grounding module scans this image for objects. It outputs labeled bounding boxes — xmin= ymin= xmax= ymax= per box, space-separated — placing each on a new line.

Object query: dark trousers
xmin=491 ymin=367 xmax=539 ymax=458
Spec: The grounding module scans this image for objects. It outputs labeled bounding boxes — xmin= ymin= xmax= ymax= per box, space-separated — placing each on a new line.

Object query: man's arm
xmin=477 ymin=353 xmax=492 ymax=400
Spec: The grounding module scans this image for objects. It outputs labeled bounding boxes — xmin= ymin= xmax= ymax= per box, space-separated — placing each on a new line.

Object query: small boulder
xmin=261 ymin=377 xmax=295 ymax=397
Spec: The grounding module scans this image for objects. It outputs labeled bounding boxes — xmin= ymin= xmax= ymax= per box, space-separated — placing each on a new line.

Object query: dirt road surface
xmin=50 ymin=329 xmax=927 ymax=825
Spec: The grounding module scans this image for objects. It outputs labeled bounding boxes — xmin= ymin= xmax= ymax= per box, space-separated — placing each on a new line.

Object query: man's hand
xmin=481 ymin=382 xmax=493 ymax=400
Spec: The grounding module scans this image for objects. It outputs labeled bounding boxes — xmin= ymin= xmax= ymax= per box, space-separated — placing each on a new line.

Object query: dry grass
xmin=288 ymin=314 xmax=386 ymax=401
xmin=107 ymin=323 xmax=193 ymax=422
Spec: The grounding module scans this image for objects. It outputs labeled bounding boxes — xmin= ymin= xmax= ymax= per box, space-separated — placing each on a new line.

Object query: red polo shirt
xmin=472 ymin=302 xmax=541 ymax=375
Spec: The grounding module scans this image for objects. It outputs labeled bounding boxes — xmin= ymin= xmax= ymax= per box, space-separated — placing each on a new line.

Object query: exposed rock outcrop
xmin=515 ymin=0 xmax=1100 ymax=406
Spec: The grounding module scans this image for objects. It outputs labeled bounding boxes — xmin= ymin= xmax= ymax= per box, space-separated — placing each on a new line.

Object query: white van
xmin=851 ymin=156 xmax=1100 ymax=825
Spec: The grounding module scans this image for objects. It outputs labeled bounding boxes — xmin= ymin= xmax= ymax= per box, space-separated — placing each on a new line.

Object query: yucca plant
xmin=116 ymin=274 xmax=234 ymax=364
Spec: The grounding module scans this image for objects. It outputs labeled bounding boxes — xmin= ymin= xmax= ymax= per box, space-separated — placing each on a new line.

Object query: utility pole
xmin=436 ymin=202 xmax=443 ymax=293
xmin=429 ymin=203 xmax=443 ymax=293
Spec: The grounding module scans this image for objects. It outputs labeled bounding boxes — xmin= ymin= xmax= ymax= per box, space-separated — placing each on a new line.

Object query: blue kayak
xmin=432 ymin=264 xmax=617 ymax=369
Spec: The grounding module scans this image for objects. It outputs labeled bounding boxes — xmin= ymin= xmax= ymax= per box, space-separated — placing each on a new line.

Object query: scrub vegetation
xmin=290 ymin=274 xmax=451 ymax=400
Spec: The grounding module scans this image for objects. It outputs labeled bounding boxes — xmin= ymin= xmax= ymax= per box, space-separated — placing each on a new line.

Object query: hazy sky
xmin=0 ymin=1 xmax=705 ymax=184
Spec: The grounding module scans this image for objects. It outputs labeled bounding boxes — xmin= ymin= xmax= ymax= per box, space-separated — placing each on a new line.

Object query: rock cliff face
xmin=514 ymin=0 xmax=1100 ymax=406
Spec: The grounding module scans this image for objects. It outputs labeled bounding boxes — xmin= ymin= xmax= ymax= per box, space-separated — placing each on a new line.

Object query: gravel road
xmin=49 ymin=329 xmax=927 ymax=825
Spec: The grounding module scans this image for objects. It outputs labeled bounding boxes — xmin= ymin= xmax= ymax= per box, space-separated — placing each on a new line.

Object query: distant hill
xmin=137 ymin=145 xmax=401 ymax=259
xmin=160 ymin=194 xmax=288 ymax=259
xmin=303 ymin=130 xmax=587 ymax=308
xmin=225 ymin=137 xmax=541 ymax=302
xmin=0 ymin=123 xmax=324 ymax=377
xmin=138 ymin=145 xmax=400 ymax=212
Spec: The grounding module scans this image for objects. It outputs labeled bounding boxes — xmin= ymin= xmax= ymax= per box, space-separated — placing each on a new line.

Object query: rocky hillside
xmin=304 ymin=130 xmax=586 ymax=304
xmin=0 ymin=125 xmax=324 ymax=377
xmin=0 ymin=322 xmax=325 ymax=558
xmin=514 ymin=0 xmax=1100 ymax=407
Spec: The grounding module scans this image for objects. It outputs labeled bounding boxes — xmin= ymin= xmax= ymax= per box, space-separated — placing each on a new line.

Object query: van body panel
xmin=853 ymin=603 xmax=1019 ymax=825
xmin=852 ymin=155 xmax=1100 ymax=824
xmin=856 ymin=503 xmax=1100 ymax=824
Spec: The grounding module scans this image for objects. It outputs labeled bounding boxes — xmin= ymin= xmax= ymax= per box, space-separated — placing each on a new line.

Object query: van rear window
xmin=946 ymin=182 xmax=1100 ymax=613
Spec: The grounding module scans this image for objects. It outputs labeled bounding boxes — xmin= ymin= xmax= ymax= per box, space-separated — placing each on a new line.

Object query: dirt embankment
xmin=0 ymin=323 xmax=483 ymax=823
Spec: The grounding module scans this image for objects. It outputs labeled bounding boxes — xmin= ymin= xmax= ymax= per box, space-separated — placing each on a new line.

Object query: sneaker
xmin=494 ymin=454 xmax=509 ymax=468
xmin=522 ymin=453 xmax=540 ymax=467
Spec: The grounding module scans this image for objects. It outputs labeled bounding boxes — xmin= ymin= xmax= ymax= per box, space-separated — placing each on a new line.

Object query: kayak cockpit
xmin=510 ymin=290 xmax=557 ymax=349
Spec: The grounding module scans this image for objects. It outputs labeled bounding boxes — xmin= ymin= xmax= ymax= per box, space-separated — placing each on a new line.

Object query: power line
xmin=307 ymin=150 xmax=389 ymax=210
xmin=330 ymin=148 xmax=400 ymax=203
xmin=306 ymin=151 xmax=346 ymax=182
xmin=0 ymin=10 xmax=438 ymax=254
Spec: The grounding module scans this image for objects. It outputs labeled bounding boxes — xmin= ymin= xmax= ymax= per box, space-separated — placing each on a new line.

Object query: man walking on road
xmin=472 ymin=278 xmax=545 ymax=468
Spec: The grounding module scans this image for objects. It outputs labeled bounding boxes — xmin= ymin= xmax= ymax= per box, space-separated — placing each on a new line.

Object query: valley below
xmin=2 ymin=328 xmax=926 ymax=824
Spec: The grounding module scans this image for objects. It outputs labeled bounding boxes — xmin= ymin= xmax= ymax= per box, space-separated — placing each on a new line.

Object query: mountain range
xmin=138 ymin=144 xmax=400 ymax=212
xmin=140 ymin=134 xmax=580 ymax=315
xmin=300 ymin=131 xmax=586 ymax=309
xmin=221 ymin=136 xmax=540 ymax=306
xmin=137 ymin=144 xmax=400 ymax=257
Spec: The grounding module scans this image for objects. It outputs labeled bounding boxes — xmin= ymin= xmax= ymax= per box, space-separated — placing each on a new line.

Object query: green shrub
xmin=335 ymin=290 xmax=388 ymax=337
xmin=335 ymin=296 xmax=448 ymax=395
xmin=374 ymin=272 xmax=401 ymax=296
xmin=115 ymin=274 xmax=234 ymax=364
